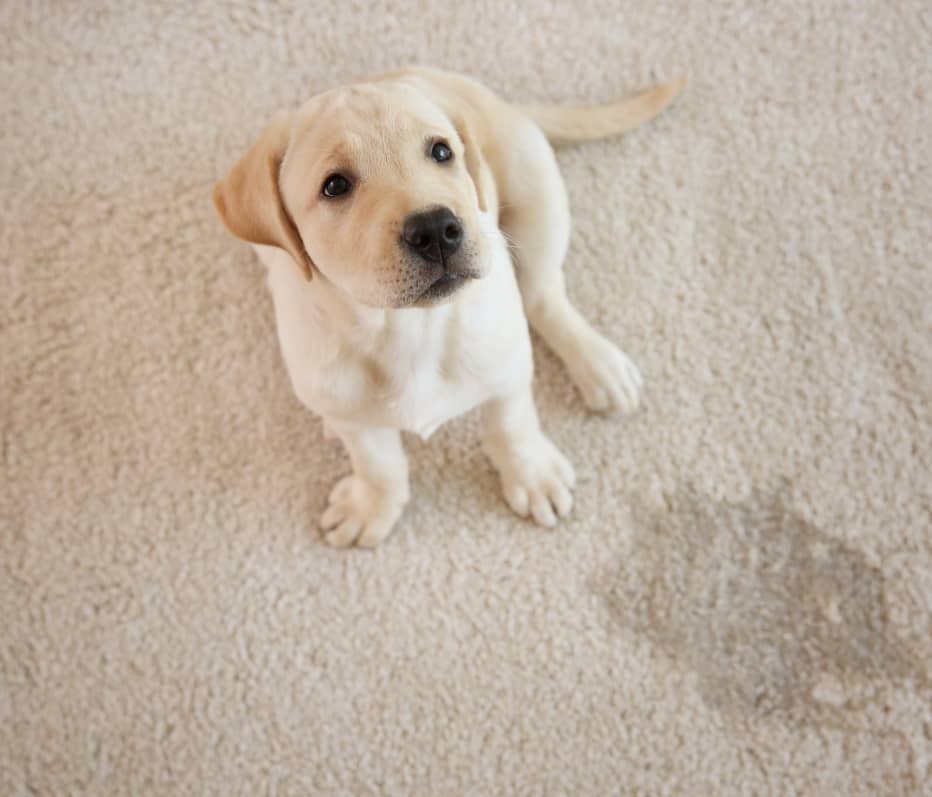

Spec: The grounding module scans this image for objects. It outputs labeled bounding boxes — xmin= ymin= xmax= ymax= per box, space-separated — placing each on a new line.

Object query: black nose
xmin=402 ymin=207 xmax=463 ymax=262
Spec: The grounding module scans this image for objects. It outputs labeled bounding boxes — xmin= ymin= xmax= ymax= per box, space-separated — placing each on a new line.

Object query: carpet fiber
xmin=2 ymin=1 xmax=931 ymax=794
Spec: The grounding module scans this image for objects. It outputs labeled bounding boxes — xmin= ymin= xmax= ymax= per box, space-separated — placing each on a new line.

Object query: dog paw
xmin=490 ymin=435 xmax=576 ymax=527
xmin=566 ymin=333 xmax=643 ymax=414
xmin=320 ymin=475 xmax=407 ymax=548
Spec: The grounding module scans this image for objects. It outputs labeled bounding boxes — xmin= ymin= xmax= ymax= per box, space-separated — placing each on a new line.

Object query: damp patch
xmin=595 ymin=484 xmax=928 ymax=728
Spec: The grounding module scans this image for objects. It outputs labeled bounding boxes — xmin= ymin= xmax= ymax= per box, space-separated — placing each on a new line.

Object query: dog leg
xmin=480 ymin=384 xmax=576 ymax=526
xmin=526 ymin=287 xmax=644 ymax=414
xmin=319 ymin=421 xmax=409 ymax=548
xmin=502 ymin=123 xmax=643 ymax=414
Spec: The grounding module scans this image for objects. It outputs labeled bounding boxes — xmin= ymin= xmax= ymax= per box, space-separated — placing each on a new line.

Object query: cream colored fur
xmin=215 ymin=67 xmax=677 ymax=546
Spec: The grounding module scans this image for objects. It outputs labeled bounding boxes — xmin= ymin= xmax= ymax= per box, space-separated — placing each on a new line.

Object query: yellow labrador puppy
xmin=213 ymin=66 xmax=684 ymax=547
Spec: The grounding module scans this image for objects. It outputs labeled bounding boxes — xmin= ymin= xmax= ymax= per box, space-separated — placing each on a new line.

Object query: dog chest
xmin=310 ymin=290 xmax=531 ymax=437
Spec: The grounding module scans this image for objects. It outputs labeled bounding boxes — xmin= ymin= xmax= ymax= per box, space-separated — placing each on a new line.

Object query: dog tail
xmin=518 ymin=76 xmax=687 ymax=145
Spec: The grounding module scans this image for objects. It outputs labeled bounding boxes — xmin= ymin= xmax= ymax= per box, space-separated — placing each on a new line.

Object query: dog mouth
xmin=399 ymin=236 xmax=485 ymax=307
xmin=417 ymin=271 xmax=471 ymax=302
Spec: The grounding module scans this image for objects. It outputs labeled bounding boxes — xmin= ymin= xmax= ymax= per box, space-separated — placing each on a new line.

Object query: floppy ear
xmin=453 ymin=115 xmax=490 ymax=214
xmin=212 ymin=112 xmax=314 ymax=280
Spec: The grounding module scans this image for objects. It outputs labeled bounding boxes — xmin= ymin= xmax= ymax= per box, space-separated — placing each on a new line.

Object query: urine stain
xmin=596 ymin=485 xmax=929 ymax=731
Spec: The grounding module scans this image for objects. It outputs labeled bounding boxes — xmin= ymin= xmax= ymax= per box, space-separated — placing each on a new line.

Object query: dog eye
xmin=322 ymin=174 xmax=351 ymax=198
xmin=430 ymin=141 xmax=453 ymax=163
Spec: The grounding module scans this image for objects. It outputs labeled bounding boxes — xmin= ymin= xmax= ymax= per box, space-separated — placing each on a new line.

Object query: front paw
xmin=487 ymin=435 xmax=576 ymax=527
xmin=320 ymin=475 xmax=407 ymax=548
xmin=566 ymin=332 xmax=643 ymax=414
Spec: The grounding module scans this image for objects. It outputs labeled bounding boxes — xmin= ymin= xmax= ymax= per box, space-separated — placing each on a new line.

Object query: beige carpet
xmin=2 ymin=1 xmax=931 ymax=794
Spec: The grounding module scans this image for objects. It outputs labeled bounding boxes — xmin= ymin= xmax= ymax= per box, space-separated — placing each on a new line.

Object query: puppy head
xmin=213 ymin=82 xmax=490 ymax=307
